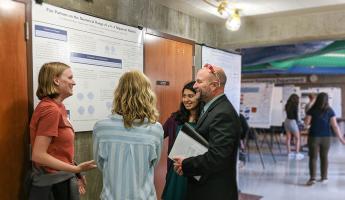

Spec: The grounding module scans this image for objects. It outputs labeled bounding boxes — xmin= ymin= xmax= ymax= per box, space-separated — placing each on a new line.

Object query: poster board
xmin=271 ymin=87 xmax=284 ymax=126
xmin=32 ymin=3 xmax=144 ymax=131
xmin=240 ymin=83 xmax=274 ymax=128
xmin=202 ymin=46 xmax=242 ymax=113
xmin=301 ymin=87 xmax=342 ymax=118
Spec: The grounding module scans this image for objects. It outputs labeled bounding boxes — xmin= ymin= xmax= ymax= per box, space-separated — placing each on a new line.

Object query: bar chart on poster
xmin=32 ymin=3 xmax=144 ymax=131
xmin=202 ymin=46 xmax=242 ymax=113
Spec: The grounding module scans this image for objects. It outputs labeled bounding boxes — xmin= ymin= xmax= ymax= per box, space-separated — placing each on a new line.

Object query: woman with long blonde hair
xmin=93 ymin=70 xmax=163 ymax=200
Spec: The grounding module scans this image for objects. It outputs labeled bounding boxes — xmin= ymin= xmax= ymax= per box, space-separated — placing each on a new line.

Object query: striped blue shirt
xmin=93 ymin=114 xmax=163 ymax=200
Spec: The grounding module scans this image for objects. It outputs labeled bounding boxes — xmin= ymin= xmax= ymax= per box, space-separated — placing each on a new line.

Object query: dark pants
xmin=29 ymin=179 xmax=71 ymax=200
xmin=308 ymin=137 xmax=331 ymax=180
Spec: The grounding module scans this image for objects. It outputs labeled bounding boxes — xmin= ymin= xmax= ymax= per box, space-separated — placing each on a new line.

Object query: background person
xmin=304 ymin=92 xmax=345 ymax=185
xmin=93 ymin=71 xmax=163 ymax=200
xmin=301 ymin=93 xmax=317 ymax=150
xmin=284 ymin=94 xmax=304 ymax=160
xmin=162 ymin=80 xmax=203 ymax=200
xmin=304 ymin=93 xmax=317 ymax=114
xmin=29 ymin=62 xmax=96 ymax=200
xmin=173 ymin=64 xmax=241 ymax=200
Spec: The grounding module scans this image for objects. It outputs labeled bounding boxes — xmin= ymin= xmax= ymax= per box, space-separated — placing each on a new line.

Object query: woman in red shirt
xmin=29 ymin=62 xmax=96 ymax=200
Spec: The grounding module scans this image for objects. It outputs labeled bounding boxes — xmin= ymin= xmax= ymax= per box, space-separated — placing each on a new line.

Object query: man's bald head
xmin=202 ymin=64 xmax=227 ymax=87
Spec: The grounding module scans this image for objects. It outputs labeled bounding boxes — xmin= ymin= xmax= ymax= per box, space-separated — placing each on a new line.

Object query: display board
xmin=240 ymin=83 xmax=274 ymax=128
xmin=301 ymin=87 xmax=342 ymax=118
xmin=32 ymin=3 xmax=144 ymax=131
xmin=271 ymin=86 xmax=284 ymax=126
xmin=202 ymin=46 xmax=242 ymax=113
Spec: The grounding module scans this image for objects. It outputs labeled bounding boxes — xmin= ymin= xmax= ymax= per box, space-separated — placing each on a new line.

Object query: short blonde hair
xmin=36 ymin=62 xmax=70 ymax=100
xmin=112 ymin=71 xmax=159 ymax=128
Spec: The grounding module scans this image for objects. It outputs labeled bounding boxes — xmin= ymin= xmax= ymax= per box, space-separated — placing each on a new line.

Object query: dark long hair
xmin=285 ymin=93 xmax=299 ymax=112
xmin=310 ymin=92 xmax=330 ymax=113
xmin=173 ymin=81 xmax=203 ymax=125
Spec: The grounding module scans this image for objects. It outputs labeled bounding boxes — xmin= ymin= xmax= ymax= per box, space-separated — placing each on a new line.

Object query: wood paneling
xmin=0 ymin=0 xmax=28 ymax=199
xmin=144 ymin=34 xmax=193 ymax=199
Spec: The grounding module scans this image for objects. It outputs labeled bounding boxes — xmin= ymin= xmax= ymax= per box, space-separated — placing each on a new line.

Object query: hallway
xmin=239 ymin=137 xmax=345 ymax=200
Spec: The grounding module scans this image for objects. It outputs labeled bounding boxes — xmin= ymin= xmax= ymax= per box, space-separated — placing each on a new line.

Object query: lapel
xmin=196 ymin=95 xmax=226 ymax=129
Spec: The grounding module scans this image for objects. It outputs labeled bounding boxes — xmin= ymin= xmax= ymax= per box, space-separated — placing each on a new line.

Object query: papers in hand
xmin=169 ymin=123 xmax=209 ymax=180
xmin=169 ymin=123 xmax=208 ymax=159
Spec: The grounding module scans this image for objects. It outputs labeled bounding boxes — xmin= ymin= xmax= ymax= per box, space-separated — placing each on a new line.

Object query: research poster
xmin=240 ymin=83 xmax=274 ymax=128
xmin=301 ymin=87 xmax=342 ymax=118
xmin=271 ymin=86 xmax=284 ymax=126
xmin=202 ymin=46 xmax=242 ymax=113
xmin=32 ymin=3 xmax=144 ymax=131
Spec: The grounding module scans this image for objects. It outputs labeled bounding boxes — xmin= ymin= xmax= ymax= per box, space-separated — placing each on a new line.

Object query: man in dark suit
xmin=174 ymin=64 xmax=241 ymax=200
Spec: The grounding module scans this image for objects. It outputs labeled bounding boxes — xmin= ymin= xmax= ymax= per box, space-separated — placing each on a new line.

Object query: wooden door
xmin=0 ymin=0 xmax=28 ymax=199
xmin=144 ymin=34 xmax=193 ymax=199
xmin=144 ymin=34 xmax=193 ymax=123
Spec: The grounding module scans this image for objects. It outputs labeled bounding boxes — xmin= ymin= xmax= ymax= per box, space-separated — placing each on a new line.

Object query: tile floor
xmin=238 ymin=137 xmax=345 ymax=200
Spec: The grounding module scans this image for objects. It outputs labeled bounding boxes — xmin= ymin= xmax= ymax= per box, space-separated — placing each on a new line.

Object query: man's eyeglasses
xmin=203 ymin=64 xmax=220 ymax=85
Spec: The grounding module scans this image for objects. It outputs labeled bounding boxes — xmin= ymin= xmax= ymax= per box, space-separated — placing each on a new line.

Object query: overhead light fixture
xmin=225 ymin=9 xmax=241 ymax=31
xmin=203 ymin=0 xmax=242 ymax=31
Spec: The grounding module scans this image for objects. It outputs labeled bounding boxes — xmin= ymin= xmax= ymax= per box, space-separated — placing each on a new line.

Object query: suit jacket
xmin=182 ymin=95 xmax=241 ymax=200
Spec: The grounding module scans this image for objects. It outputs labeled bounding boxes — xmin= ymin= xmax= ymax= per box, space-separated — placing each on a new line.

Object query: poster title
xmin=45 ymin=7 xmax=137 ymax=34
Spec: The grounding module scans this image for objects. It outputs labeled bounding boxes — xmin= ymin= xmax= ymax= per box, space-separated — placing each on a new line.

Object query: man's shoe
xmin=306 ymin=179 xmax=316 ymax=186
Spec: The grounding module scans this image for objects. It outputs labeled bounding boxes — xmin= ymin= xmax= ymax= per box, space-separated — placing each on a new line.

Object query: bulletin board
xmin=32 ymin=3 xmax=144 ymax=131
xmin=271 ymin=86 xmax=284 ymax=126
xmin=202 ymin=46 xmax=242 ymax=113
xmin=301 ymin=87 xmax=342 ymax=118
xmin=240 ymin=83 xmax=274 ymax=128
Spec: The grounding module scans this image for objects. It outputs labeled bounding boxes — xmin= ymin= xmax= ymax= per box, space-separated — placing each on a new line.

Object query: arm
xmin=330 ymin=117 xmax=345 ymax=144
xmin=304 ymin=115 xmax=311 ymax=129
xmin=92 ymin=126 xmax=106 ymax=171
xmin=153 ymin=124 xmax=164 ymax=167
xmin=32 ymin=136 xmax=96 ymax=173
xmin=182 ymin=111 xmax=240 ymax=176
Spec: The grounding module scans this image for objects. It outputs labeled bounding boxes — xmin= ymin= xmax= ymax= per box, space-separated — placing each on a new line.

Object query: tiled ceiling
xmin=154 ymin=0 xmax=345 ymax=23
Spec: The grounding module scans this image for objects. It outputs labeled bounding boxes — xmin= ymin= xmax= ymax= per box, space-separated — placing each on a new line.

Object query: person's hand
xmin=75 ymin=160 xmax=97 ymax=173
xmin=77 ymin=175 xmax=87 ymax=195
xmin=173 ymin=156 xmax=185 ymax=176
xmin=340 ymin=137 xmax=345 ymax=145
xmin=303 ymin=124 xmax=310 ymax=130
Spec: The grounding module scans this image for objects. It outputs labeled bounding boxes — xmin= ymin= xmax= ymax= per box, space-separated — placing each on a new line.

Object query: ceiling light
xmin=225 ymin=9 xmax=241 ymax=31
xmin=203 ymin=0 xmax=242 ymax=31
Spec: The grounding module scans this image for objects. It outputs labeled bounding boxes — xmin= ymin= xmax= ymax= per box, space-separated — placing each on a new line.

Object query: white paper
xmin=169 ymin=129 xmax=208 ymax=181
xmin=202 ymin=46 xmax=242 ymax=114
xmin=169 ymin=130 xmax=208 ymax=160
